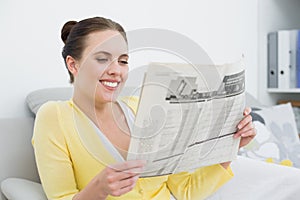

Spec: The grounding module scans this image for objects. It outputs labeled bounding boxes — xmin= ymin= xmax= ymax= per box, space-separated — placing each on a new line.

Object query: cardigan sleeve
xmin=32 ymin=102 xmax=78 ymax=200
xmin=167 ymin=164 xmax=233 ymax=200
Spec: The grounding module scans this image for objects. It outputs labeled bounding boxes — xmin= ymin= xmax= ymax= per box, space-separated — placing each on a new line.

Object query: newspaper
xmin=127 ymin=61 xmax=245 ymax=177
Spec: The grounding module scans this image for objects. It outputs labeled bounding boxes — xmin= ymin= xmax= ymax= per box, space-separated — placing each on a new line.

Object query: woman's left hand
xmin=234 ymin=107 xmax=256 ymax=148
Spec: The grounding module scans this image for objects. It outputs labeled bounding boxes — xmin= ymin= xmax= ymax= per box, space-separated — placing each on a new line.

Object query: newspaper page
xmin=127 ymin=61 xmax=245 ymax=177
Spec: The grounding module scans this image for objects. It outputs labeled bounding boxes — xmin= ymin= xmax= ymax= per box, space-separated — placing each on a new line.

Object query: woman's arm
xmin=167 ymin=164 xmax=233 ymax=200
xmin=32 ymin=102 xmax=79 ymax=200
xmin=33 ymin=102 xmax=145 ymax=200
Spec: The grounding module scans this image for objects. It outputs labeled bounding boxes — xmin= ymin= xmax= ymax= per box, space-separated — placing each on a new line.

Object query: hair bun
xmin=61 ymin=21 xmax=77 ymax=44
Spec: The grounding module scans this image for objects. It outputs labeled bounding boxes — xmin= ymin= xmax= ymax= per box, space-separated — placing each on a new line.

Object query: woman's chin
xmin=96 ymin=84 xmax=122 ymax=102
xmin=95 ymin=92 xmax=119 ymax=103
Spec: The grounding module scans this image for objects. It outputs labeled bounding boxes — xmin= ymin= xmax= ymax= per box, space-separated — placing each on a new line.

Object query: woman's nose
xmin=107 ymin=60 xmax=121 ymax=76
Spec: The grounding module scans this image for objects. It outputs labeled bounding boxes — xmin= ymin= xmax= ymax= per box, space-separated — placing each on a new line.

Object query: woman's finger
xmin=110 ymin=160 xmax=146 ymax=172
xmin=239 ymin=129 xmax=257 ymax=147
xmin=117 ymin=174 xmax=139 ymax=189
xmin=106 ymin=167 xmax=143 ymax=183
xmin=243 ymin=107 xmax=252 ymax=116
xmin=110 ymin=178 xmax=138 ymax=197
xmin=239 ymin=127 xmax=256 ymax=138
xmin=235 ymin=121 xmax=254 ymax=136
xmin=107 ymin=173 xmax=139 ymax=196
xmin=237 ymin=114 xmax=252 ymax=130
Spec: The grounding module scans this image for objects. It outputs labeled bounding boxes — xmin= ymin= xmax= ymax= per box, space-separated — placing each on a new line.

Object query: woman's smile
xmin=99 ymin=79 xmax=120 ymax=90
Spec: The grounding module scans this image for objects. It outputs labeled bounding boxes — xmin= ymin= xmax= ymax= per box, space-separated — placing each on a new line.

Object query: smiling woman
xmin=31 ymin=16 xmax=256 ymax=200
xmin=69 ymin=30 xmax=129 ymax=105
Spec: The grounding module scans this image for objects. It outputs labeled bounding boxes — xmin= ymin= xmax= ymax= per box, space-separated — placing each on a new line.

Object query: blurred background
xmin=0 ymin=0 xmax=258 ymax=117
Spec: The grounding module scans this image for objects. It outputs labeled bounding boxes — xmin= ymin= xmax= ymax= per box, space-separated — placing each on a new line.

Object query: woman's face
xmin=73 ymin=30 xmax=129 ymax=104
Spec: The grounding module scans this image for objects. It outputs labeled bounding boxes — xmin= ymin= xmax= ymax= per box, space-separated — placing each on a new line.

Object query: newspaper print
xmin=127 ymin=61 xmax=245 ymax=177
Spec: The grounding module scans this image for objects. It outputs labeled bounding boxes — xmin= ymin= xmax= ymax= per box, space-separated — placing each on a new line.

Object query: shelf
xmin=267 ymin=88 xmax=300 ymax=93
xmin=258 ymin=0 xmax=300 ymax=105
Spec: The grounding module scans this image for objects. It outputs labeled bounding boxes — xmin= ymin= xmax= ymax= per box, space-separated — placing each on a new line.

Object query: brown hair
xmin=61 ymin=17 xmax=127 ymax=83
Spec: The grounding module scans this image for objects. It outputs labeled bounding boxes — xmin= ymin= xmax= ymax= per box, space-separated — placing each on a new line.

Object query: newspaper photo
xmin=127 ymin=61 xmax=245 ymax=177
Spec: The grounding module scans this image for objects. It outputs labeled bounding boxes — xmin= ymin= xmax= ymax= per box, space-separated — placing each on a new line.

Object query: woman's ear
xmin=66 ymin=55 xmax=79 ymax=76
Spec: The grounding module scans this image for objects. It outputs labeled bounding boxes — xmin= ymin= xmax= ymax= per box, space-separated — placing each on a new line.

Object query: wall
xmin=0 ymin=0 xmax=258 ymax=118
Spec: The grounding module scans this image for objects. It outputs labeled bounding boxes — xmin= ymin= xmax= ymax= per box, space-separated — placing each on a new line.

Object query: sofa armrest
xmin=1 ymin=178 xmax=46 ymax=200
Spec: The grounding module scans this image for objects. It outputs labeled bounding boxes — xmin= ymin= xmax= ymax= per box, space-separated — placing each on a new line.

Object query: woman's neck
xmin=72 ymin=91 xmax=116 ymax=125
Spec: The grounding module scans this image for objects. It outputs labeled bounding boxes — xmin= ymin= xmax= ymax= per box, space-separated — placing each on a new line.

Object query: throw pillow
xmin=26 ymin=87 xmax=73 ymax=115
xmin=239 ymin=103 xmax=300 ymax=168
xmin=25 ymin=86 xmax=139 ymax=115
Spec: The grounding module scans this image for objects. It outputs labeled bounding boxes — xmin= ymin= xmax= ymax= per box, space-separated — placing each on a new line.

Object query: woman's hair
xmin=61 ymin=17 xmax=127 ymax=83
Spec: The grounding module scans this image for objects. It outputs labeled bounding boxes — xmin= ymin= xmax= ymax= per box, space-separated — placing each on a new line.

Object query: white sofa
xmin=1 ymin=87 xmax=300 ymax=200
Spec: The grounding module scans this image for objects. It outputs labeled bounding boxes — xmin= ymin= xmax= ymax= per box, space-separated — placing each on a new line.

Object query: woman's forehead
xmin=84 ymin=30 xmax=128 ymax=57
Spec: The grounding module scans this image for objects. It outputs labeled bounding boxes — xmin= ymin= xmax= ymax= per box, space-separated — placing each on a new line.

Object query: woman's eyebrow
xmin=93 ymin=51 xmax=128 ymax=58
xmin=93 ymin=51 xmax=112 ymax=56
xmin=119 ymin=54 xmax=129 ymax=58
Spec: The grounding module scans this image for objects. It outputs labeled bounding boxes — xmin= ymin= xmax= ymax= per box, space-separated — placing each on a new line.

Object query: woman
xmin=32 ymin=16 xmax=256 ymax=200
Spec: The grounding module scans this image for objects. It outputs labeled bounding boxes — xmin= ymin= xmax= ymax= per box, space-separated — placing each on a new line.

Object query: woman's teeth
xmin=102 ymin=81 xmax=118 ymax=88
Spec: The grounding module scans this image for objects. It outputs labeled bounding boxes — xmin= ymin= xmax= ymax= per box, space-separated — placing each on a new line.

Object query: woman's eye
xmin=96 ymin=58 xmax=109 ymax=63
xmin=119 ymin=60 xmax=128 ymax=65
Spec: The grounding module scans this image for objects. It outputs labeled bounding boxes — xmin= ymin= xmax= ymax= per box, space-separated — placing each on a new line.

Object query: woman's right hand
xmin=98 ymin=160 xmax=146 ymax=198
xmin=73 ymin=160 xmax=146 ymax=200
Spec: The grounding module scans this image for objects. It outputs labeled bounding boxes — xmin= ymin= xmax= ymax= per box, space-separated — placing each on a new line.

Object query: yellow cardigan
xmin=32 ymin=97 xmax=233 ymax=200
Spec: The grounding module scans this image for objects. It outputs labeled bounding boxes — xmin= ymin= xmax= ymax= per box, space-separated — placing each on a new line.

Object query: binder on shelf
xmin=267 ymin=32 xmax=278 ymax=88
xmin=268 ymin=29 xmax=300 ymax=90
xmin=297 ymin=30 xmax=300 ymax=88
xmin=289 ymin=30 xmax=298 ymax=88
xmin=277 ymin=30 xmax=290 ymax=89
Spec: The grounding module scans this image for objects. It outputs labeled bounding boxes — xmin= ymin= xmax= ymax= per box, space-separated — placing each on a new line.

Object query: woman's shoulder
xmin=36 ymin=100 xmax=71 ymax=118
xmin=32 ymin=100 xmax=73 ymax=147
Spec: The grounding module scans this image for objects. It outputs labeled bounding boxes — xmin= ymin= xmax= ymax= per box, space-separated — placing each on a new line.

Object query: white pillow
xmin=25 ymin=86 xmax=139 ymax=115
xmin=26 ymin=87 xmax=73 ymax=115
xmin=1 ymin=178 xmax=47 ymax=200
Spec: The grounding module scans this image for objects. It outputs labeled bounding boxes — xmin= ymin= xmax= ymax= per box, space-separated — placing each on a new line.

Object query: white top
xmin=89 ymin=100 xmax=135 ymax=162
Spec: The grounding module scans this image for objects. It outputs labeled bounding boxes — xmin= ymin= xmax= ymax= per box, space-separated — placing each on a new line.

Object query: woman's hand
xmin=234 ymin=107 xmax=256 ymax=148
xmin=98 ymin=160 xmax=146 ymax=198
xmin=220 ymin=107 xmax=256 ymax=169
xmin=73 ymin=160 xmax=146 ymax=200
